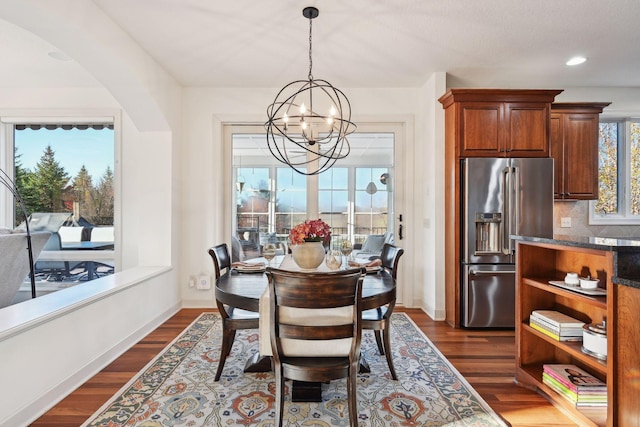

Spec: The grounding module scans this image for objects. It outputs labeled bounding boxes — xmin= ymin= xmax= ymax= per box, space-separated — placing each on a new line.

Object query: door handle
xmin=470 ymin=270 xmax=515 ymax=275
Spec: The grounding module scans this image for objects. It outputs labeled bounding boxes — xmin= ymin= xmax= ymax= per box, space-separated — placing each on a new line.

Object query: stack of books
xmin=542 ymin=364 xmax=607 ymax=407
xmin=529 ymin=310 xmax=584 ymax=341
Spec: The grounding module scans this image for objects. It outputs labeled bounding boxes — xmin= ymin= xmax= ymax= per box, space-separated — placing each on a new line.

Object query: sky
xmin=14 ymin=127 xmax=114 ymax=180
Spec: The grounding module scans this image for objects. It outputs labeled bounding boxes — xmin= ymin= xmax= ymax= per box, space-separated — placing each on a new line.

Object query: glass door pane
xmin=230 ymin=129 xmax=395 ymax=259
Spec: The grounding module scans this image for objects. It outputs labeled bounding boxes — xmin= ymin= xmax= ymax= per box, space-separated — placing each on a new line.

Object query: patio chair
xmin=34 ymin=232 xmax=71 ymax=281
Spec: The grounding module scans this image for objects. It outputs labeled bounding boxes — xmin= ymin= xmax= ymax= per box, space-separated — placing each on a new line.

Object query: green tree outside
xmin=14 ymin=145 xmax=114 ymax=226
xmin=596 ymin=123 xmax=618 ymax=214
xmin=595 ymin=121 xmax=640 ymax=216
xmin=24 ymin=145 xmax=70 ymax=213
xmin=92 ymin=167 xmax=114 ymax=225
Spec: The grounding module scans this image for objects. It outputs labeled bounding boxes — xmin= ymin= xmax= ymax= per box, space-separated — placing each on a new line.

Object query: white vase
xmin=291 ymin=241 xmax=325 ymax=270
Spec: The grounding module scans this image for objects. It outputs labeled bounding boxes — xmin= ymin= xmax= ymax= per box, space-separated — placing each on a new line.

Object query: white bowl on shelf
xmin=564 ymin=272 xmax=579 ymax=286
xmin=579 ymin=277 xmax=600 ymax=289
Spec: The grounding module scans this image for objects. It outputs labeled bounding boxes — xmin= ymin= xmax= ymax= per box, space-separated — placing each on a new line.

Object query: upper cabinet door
xmin=438 ymin=89 xmax=563 ymax=158
xmin=459 ymin=101 xmax=503 ymax=156
xmin=550 ymin=103 xmax=611 ymax=200
xmin=549 ymin=114 xmax=564 ymax=199
xmin=557 ymin=113 xmax=601 ymax=199
xmin=458 ymin=101 xmax=551 ymax=157
xmin=505 ymin=102 xmax=550 ymax=157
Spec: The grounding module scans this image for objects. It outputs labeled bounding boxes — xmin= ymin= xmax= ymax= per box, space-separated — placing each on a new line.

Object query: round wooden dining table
xmin=215 ymin=260 xmax=396 ymax=314
xmin=214 ymin=255 xmax=397 ymax=401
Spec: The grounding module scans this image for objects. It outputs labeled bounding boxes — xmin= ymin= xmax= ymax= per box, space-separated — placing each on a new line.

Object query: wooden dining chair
xmin=208 ymin=243 xmax=259 ymax=381
xmin=266 ymin=267 xmax=365 ymax=427
xmin=362 ymin=243 xmax=404 ymax=380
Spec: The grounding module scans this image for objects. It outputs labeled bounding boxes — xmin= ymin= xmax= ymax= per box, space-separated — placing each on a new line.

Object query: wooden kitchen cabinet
xmin=439 ymin=89 xmax=562 ymax=158
xmin=551 ymin=103 xmax=611 ymax=200
xmin=515 ymin=239 xmax=611 ymax=426
xmin=438 ymin=89 xmax=562 ymax=327
xmin=514 ymin=236 xmax=640 ymax=427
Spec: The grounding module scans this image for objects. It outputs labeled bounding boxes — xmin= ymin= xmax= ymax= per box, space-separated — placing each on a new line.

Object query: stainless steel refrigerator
xmin=461 ymin=157 xmax=554 ymax=328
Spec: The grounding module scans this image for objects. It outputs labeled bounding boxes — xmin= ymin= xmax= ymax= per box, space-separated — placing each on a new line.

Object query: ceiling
xmin=1 ymin=0 xmax=640 ymax=90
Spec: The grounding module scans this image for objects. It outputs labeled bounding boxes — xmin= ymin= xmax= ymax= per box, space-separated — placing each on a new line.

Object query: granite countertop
xmin=512 ymin=234 xmax=640 ymax=251
xmin=512 ymin=234 xmax=640 ymax=289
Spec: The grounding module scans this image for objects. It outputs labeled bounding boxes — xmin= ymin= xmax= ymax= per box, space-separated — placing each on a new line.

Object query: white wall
xmin=0 ymin=88 xmax=182 ymax=427
xmin=556 ymin=87 xmax=640 ymax=117
xmin=416 ymin=73 xmax=447 ymax=320
xmin=179 ymin=87 xmax=432 ymax=309
xmin=0 ymin=3 xmax=184 ymax=424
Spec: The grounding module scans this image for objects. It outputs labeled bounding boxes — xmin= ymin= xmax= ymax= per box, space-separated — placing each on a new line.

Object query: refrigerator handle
xmin=470 ymin=270 xmax=515 ymax=275
xmin=513 ymin=166 xmax=520 ymax=239
xmin=501 ymin=167 xmax=511 ymax=255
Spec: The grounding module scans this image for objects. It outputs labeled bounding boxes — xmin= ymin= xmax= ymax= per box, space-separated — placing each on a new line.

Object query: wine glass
xmin=340 ymin=241 xmax=353 ymax=267
xmin=325 ymin=250 xmax=342 ymax=270
xmin=262 ymin=243 xmax=277 ymax=266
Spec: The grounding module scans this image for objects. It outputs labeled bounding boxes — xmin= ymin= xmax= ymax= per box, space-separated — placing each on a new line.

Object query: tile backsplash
xmin=554 ymin=201 xmax=640 ymax=238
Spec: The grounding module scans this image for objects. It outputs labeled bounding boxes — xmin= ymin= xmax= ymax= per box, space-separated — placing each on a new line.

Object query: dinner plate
xmin=233 ymin=264 xmax=266 ymax=273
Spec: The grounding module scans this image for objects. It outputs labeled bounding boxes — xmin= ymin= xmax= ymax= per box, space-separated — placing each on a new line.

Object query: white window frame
xmin=226 ymin=125 xmax=397 ymax=240
xmin=0 ymin=111 xmax=122 ymax=271
xmin=589 ymin=118 xmax=640 ymax=225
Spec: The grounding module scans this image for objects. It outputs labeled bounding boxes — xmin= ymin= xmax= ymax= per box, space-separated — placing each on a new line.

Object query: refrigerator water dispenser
xmin=474 ymin=212 xmax=502 ymax=255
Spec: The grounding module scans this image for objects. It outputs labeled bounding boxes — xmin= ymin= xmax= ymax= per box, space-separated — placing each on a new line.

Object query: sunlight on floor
xmin=500 ymin=405 xmax=580 ymax=427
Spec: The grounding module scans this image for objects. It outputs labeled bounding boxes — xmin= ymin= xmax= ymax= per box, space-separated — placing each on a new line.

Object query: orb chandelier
xmin=265 ymin=6 xmax=356 ymax=176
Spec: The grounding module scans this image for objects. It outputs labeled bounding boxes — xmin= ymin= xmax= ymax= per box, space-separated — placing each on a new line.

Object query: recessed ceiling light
xmin=566 ymin=56 xmax=587 ymax=66
xmin=48 ymin=51 xmax=71 ymax=61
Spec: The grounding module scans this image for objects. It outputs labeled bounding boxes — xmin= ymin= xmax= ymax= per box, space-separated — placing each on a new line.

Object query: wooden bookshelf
xmin=515 ymin=240 xmax=612 ymax=427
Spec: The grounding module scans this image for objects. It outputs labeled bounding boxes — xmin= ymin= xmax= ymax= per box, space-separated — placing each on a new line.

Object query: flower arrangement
xmin=288 ymin=219 xmax=331 ymax=245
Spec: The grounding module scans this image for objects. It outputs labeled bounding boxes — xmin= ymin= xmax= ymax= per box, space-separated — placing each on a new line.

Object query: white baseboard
xmin=419 ymin=298 xmax=446 ymax=321
xmin=181 ymin=299 xmax=216 ymax=309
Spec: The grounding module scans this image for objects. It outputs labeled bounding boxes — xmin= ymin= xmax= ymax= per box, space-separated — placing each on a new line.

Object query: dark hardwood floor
xmin=31 ymin=308 xmax=579 ymax=427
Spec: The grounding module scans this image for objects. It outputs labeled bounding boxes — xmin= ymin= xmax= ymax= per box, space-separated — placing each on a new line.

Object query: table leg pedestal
xmin=358 ymin=355 xmax=370 ymax=374
xmin=291 ymin=381 xmax=323 ymax=402
xmin=243 ymin=353 xmax=272 ymax=373
xmin=286 ymin=356 xmax=371 ymax=403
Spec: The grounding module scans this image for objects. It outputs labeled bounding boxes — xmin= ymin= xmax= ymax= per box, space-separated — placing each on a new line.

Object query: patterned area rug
xmin=83 ymin=313 xmax=508 ymax=426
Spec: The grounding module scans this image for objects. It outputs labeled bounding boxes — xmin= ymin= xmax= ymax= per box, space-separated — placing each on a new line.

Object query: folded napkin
xmin=232 ymin=261 xmax=266 ymax=269
xmin=348 ymin=258 xmax=382 ymax=268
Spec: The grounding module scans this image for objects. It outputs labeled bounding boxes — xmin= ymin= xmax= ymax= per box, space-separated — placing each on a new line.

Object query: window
xmin=13 ymin=125 xmax=115 ymax=226
xmin=354 ymin=167 xmax=390 ymax=241
xmin=590 ymin=119 xmax=640 ymax=224
xmin=1 ymin=119 xmax=116 ymax=300
xmin=319 ymin=167 xmax=348 ymax=238
xmin=275 ymin=167 xmax=307 ymax=234
xmin=236 ymin=166 xmax=270 ymax=233
xmin=229 ymin=128 xmax=395 ymax=256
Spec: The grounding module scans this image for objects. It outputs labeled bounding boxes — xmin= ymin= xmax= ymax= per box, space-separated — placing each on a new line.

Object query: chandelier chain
xmin=308 ymin=17 xmax=313 ymax=80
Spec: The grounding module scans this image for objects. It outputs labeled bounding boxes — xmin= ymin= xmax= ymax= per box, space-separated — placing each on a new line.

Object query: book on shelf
xmin=576 ymin=401 xmax=608 ymax=407
xmin=542 ymin=372 xmax=607 ymax=407
xmin=543 ymin=373 xmax=579 ymax=403
xmin=531 ymin=310 xmax=585 ymax=329
xmin=542 ymin=373 xmax=607 ymax=397
xmin=543 ymin=364 xmax=606 ymax=392
xmin=529 ymin=316 xmax=583 ymax=335
xmin=529 ymin=320 xmax=582 ymax=341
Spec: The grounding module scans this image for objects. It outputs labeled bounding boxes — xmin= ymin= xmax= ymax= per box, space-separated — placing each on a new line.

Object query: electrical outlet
xmin=197 ymin=274 xmax=211 ymax=290
xmin=561 ymin=217 xmax=572 ymax=228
